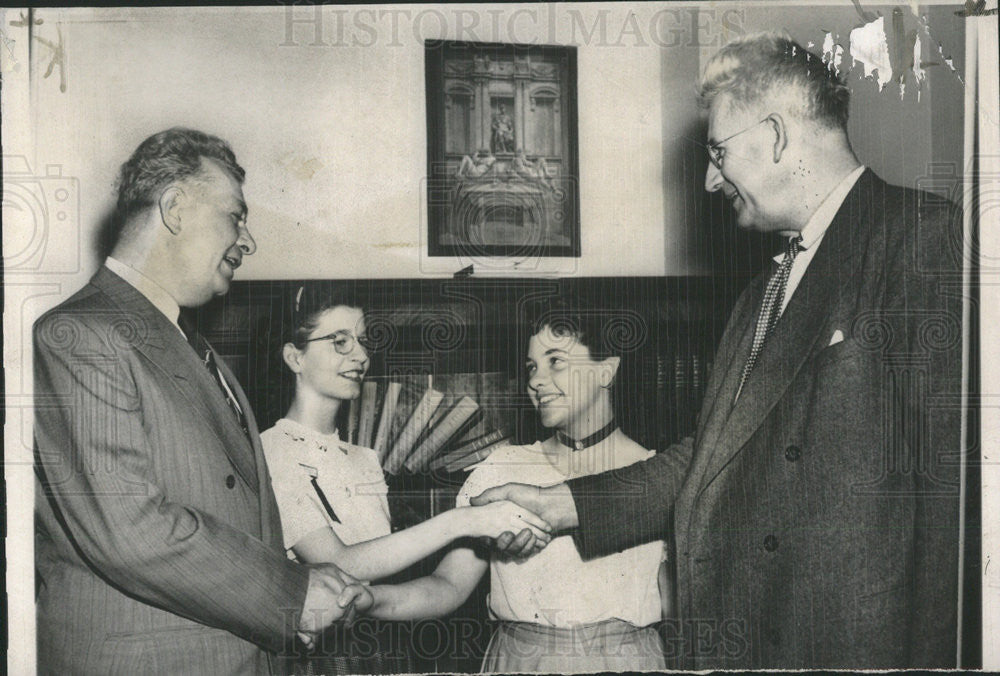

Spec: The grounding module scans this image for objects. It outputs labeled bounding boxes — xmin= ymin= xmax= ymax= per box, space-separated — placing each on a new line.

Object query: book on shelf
xmin=448 ymin=408 xmax=488 ymax=450
xmin=692 ymin=354 xmax=704 ymax=397
xmin=655 ymin=352 xmax=669 ymax=409
xmin=364 ymin=371 xmax=517 ymax=473
xmin=372 ymin=381 xmax=402 ymax=463
xmin=355 ymin=381 xmax=379 ymax=449
xmin=421 ymin=395 xmax=452 ymax=446
xmin=442 ymin=438 xmax=510 ymax=473
xmin=386 ymin=375 xmax=432 ymax=452
xmin=674 ymin=354 xmax=688 ymax=397
xmin=428 ymin=428 xmax=507 ymax=472
xmin=383 ymin=387 xmax=444 ymax=474
xmin=403 ymin=396 xmax=480 ymax=473
xmin=477 ymin=371 xmax=511 ymax=435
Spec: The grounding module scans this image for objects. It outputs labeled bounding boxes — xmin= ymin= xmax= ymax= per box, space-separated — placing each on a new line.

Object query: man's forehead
xmin=197 ymin=158 xmax=246 ymax=210
xmin=706 ymin=98 xmax=730 ymax=139
xmin=708 ymin=97 xmax=751 ymax=139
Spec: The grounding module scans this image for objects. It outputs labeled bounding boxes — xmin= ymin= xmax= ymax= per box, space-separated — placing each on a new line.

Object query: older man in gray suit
xmin=34 ymin=128 xmax=364 ymax=674
xmin=474 ymin=33 xmax=964 ymax=669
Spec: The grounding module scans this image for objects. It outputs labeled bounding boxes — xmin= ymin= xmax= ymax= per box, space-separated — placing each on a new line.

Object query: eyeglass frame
xmin=706 ymin=117 xmax=769 ymax=170
xmin=301 ymin=330 xmax=373 ymax=355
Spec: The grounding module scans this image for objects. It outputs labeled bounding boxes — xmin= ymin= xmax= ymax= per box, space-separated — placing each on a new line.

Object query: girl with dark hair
xmin=260 ymin=287 xmax=550 ymax=674
xmin=348 ymin=299 xmax=669 ymax=672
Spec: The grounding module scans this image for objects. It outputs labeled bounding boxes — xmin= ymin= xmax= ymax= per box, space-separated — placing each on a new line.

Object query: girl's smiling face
xmin=286 ymin=305 xmax=369 ymax=402
xmin=525 ymin=324 xmax=611 ymax=433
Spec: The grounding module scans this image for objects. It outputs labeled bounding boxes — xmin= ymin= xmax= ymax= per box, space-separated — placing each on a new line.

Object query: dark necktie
xmin=734 ymin=235 xmax=801 ymax=404
xmin=178 ymin=314 xmax=250 ymax=438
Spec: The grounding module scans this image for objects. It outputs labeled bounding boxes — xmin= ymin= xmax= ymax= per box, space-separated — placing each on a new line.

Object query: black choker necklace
xmin=556 ymin=420 xmax=618 ymax=451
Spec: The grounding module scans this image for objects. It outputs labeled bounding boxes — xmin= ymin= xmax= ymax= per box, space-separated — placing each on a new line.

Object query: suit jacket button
xmin=784 ymin=445 xmax=801 ymax=461
xmin=763 ymin=534 xmax=779 ymax=552
xmin=225 ymin=474 xmax=236 ymax=489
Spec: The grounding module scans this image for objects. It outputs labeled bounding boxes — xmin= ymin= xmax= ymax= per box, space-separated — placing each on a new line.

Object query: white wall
xmin=0 ymin=1 xmax=969 ymax=315
xmin=7 ymin=3 xmax=701 ymax=295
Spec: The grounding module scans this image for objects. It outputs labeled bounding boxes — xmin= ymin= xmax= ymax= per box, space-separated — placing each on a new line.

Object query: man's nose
xmin=237 ymin=225 xmax=257 ymax=255
xmin=705 ymin=161 xmax=724 ymax=193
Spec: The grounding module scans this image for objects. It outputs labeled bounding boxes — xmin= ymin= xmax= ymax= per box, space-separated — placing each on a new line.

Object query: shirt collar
xmin=275 ymin=418 xmax=346 ymax=453
xmin=775 ymin=165 xmax=866 ymax=261
xmin=104 ymin=256 xmax=183 ymax=334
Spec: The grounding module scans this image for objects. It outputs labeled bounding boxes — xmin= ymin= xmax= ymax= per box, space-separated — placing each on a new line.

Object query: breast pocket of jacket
xmin=806 ymin=337 xmax=881 ymax=438
xmin=813 ymin=336 xmax=867 ymax=371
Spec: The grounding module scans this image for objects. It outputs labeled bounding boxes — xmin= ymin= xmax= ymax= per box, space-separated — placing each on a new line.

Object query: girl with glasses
xmin=260 ymin=286 xmax=550 ymax=674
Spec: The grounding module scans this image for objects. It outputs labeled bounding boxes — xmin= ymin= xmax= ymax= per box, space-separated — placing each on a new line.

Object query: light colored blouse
xmin=261 ymin=418 xmax=391 ymax=559
xmin=456 ymin=440 xmax=665 ymax=628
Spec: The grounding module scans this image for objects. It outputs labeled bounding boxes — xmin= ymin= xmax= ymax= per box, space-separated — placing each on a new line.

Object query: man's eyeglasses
xmin=707 ymin=118 xmax=768 ymax=170
xmin=303 ymin=332 xmax=373 ymax=355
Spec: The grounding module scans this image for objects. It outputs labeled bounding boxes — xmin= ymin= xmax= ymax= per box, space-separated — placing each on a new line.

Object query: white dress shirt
xmin=457 ymin=441 xmax=665 ymax=627
xmin=776 ymin=165 xmax=866 ymax=315
xmin=104 ymin=256 xmax=246 ymax=416
xmin=261 ymin=418 xmax=391 ymax=557
xmin=104 ymin=256 xmax=185 ymax=336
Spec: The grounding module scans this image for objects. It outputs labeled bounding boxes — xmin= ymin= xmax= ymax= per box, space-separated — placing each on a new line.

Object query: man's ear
xmin=158 ymin=186 xmax=185 ymax=235
xmin=600 ymin=356 xmax=621 ymax=389
xmin=767 ymin=113 xmax=788 ymax=163
xmin=282 ymin=342 xmax=304 ymax=374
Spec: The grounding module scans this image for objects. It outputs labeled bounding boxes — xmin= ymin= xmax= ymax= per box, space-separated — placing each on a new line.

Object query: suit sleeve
xmin=568 ymin=436 xmax=694 ymax=560
xmin=33 ymin=313 xmax=310 ymax=653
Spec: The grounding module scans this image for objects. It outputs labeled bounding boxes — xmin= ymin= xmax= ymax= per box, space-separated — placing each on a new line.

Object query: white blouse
xmin=261 ymin=418 xmax=391 ymax=559
xmin=456 ymin=440 xmax=666 ymax=628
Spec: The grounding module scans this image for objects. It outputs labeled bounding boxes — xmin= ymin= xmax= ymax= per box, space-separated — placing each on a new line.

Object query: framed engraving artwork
xmin=425 ymin=40 xmax=580 ymax=258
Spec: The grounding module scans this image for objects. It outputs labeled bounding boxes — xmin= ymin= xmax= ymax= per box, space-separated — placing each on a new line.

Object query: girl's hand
xmin=461 ymin=500 xmax=552 ymax=542
xmin=337 ymin=583 xmax=374 ymax=616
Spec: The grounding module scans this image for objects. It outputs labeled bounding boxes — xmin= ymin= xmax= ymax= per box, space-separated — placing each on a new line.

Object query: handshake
xmin=296 ymin=564 xmax=372 ymax=648
xmin=296 ymin=482 xmax=579 ymax=645
xmin=470 ymin=482 xmax=579 ymax=556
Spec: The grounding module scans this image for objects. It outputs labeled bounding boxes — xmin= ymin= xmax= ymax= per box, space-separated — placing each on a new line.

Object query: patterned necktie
xmin=179 ymin=314 xmax=250 ymax=437
xmin=202 ymin=348 xmax=250 ymax=437
xmin=734 ymin=235 xmax=801 ymax=404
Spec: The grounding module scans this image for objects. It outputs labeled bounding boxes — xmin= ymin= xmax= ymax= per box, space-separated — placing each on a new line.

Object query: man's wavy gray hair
xmin=698 ymin=32 xmax=851 ymax=131
xmin=114 ymin=127 xmax=245 ymax=239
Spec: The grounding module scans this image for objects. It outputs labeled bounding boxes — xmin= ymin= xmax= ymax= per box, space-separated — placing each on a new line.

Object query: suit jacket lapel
xmin=674 ymin=285 xmax=758 ymax=540
xmin=214 ymin=349 xmax=279 ymax=544
xmin=696 ymin=278 xmax=760 ymax=457
xmin=92 ymin=268 xmax=260 ymax=491
xmin=695 ymin=172 xmax=871 ymax=494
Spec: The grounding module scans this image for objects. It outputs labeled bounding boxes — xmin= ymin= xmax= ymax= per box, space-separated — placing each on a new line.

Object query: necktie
xmin=178 ymin=314 xmax=250 ymax=437
xmin=734 ymin=235 xmax=801 ymax=404
xmin=202 ymin=348 xmax=250 ymax=437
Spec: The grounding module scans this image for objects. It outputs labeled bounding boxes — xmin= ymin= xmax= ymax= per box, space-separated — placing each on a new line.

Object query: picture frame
xmin=425 ymin=40 xmax=581 ymax=258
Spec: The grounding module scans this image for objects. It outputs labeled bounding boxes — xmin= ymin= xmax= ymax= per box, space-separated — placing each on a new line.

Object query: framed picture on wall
xmin=425 ymin=40 xmax=580 ymax=258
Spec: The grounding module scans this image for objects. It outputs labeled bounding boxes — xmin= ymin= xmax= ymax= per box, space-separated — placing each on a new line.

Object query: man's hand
xmin=297 ymin=563 xmax=357 ymax=648
xmin=469 ymin=482 xmax=578 ymax=558
xmin=339 ymin=583 xmax=374 ymax=615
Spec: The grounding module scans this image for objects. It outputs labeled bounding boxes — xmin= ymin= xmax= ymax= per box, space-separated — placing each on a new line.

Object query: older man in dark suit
xmin=34 ymin=128 xmax=364 ymax=674
xmin=473 ymin=33 xmax=964 ymax=668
